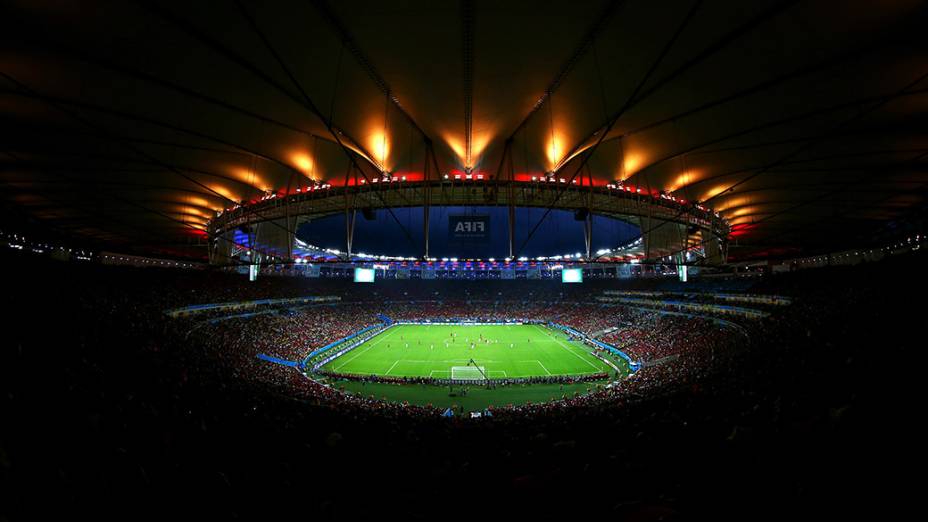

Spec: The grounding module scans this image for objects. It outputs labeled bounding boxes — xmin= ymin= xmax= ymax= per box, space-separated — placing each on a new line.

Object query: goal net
xmin=451 ymin=366 xmax=487 ymax=381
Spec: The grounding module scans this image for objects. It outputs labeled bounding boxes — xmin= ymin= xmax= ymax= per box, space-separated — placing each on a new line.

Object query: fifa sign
xmin=454 ymin=220 xmax=485 ymax=234
xmin=449 ymin=215 xmax=490 ymax=243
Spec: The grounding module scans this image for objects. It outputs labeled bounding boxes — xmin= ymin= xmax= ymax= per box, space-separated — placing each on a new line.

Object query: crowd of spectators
xmin=186 ymin=305 xmax=378 ymax=385
xmin=141 ymin=283 xmax=737 ymax=397
xmin=316 ymin=369 xmax=610 ymax=387
xmin=171 ymin=295 xmax=736 ymax=399
xmin=5 ymin=248 xmax=922 ymax=519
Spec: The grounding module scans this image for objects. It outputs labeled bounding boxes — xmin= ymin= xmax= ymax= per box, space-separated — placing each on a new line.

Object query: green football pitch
xmin=321 ymin=323 xmax=614 ymax=379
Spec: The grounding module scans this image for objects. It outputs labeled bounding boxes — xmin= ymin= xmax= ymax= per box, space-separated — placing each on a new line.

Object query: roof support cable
xmin=233 ymin=1 xmax=416 ymax=250
xmin=462 ymin=0 xmax=475 ymax=171
xmin=514 ymin=0 xmax=704 ymax=259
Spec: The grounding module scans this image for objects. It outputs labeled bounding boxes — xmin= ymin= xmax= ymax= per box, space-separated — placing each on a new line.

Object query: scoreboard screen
xmin=354 ymin=267 xmax=375 ymax=283
xmin=561 ymin=268 xmax=583 ymax=283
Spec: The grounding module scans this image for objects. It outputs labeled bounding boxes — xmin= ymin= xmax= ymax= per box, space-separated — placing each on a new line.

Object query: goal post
xmin=450 ymin=366 xmax=486 ymax=381
xmin=450 ymin=358 xmax=493 ymax=388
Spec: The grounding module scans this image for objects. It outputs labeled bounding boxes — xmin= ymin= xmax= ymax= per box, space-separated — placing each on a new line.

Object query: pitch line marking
xmin=333 ymin=327 xmax=398 ymax=371
xmin=534 ymin=325 xmax=602 ymax=372
xmin=384 ymin=360 xmax=400 ymax=375
xmin=534 ymin=360 xmax=552 ymax=376
xmin=398 ymin=359 xmax=501 ymax=364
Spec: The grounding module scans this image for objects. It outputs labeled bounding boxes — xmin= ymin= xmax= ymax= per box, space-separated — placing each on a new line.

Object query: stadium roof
xmin=2 ymin=0 xmax=927 ymax=260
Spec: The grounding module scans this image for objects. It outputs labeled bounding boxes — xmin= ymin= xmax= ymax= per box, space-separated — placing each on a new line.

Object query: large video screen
xmin=353 ymin=267 xmax=375 ymax=283
xmin=561 ymin=268 xmax=583 ymax=283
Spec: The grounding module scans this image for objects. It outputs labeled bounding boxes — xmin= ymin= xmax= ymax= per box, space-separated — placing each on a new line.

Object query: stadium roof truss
xmin=206 ymin=177 xmax=729 ymax=266
xmin=2 ymin=1 xmax=927 ymax=261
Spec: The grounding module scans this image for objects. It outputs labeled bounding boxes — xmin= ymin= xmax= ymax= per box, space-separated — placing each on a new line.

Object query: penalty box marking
xmin=386 ymin=359 xmax=504 ymax=374
xmin=428 ymin=369 xmax=508 ymax=378
xmin=394 ymin=359 xmax=504 ymax=364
